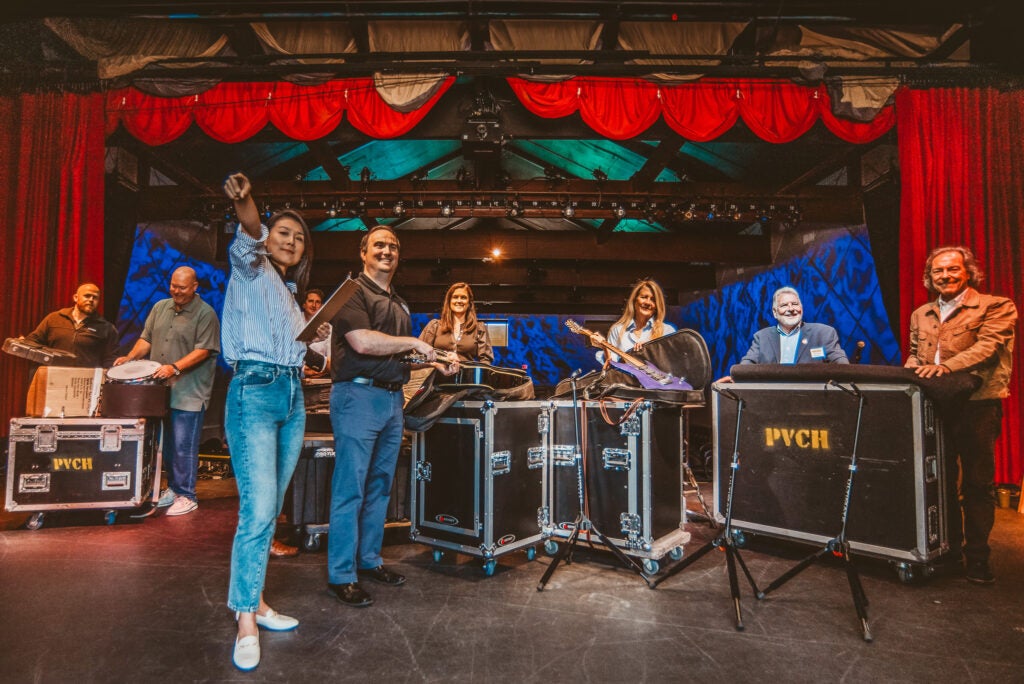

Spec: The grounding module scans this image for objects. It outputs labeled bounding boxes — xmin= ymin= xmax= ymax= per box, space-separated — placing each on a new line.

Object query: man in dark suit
xmin=739 ymin=286 xmax=848 ymax=366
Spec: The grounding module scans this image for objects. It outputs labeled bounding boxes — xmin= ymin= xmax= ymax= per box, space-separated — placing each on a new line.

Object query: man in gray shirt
xmin=114 ymin=266 xmax=221 ymax=516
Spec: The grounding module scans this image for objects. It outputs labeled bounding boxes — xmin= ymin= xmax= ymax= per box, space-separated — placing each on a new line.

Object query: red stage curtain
xmin=108 ymin=77 xmax=454 ymax=144
xmin=345 ymin=77 xmax=454 ymax=139
xmin=506 ymin=77 xmax=894 ymax=144
xmin=660 ymin=80 xmax=739 ymax=141
xmin=0 ymin=92 xmax=106 ymax=433
xmin=578 ymin=79 xmax=661 ymax=140
xmin=897 ymin=87 xmax=1024 ymax=484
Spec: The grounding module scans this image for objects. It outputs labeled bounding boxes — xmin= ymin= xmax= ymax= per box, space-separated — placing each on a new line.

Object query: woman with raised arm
xmin=221 ymin=172 xmax=317 ymax=671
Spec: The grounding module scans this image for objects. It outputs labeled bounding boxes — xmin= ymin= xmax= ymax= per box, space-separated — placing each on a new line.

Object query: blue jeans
xmin=327 ymin=381 xmax=404 ymax=584
xmin=163 ymin=408 xmax=204 ymax=501
xmin=226 ymin=361 xmax=305 ymax=613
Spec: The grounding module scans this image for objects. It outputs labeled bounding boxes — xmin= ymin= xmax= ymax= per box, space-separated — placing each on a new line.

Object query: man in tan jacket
xmin=906 ymin=245 xmax=1017 ymax=584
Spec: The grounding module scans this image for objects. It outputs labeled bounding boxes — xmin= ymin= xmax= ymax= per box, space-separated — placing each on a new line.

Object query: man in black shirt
xmin=326 ymin=226 xmax=455 ymax=607
xmin=24 ymin=282 xmax=118 ymax=367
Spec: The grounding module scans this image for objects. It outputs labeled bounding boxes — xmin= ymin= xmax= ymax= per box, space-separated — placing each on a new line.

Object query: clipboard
xmin=296 ymin=277 xmax=359 ymax=342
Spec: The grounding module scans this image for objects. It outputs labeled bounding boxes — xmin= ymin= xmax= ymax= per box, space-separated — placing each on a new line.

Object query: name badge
xmin=810 ymin=346 xmax=825 ymax=360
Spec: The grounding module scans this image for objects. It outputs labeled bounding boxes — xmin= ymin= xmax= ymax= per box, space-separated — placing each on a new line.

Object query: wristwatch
xmin=170 ymin=363 xmax=182 ymax=376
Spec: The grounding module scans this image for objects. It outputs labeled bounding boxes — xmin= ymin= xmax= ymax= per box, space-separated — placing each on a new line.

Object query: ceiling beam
xmin=306 ymin=140 xmax=352 ymax=190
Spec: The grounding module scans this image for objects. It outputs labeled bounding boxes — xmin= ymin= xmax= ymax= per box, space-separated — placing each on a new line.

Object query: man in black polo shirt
xmin=24 ymin=282 xmax=118 ymax=367
xmin=326 ymin=225 xmax=457 ymax=607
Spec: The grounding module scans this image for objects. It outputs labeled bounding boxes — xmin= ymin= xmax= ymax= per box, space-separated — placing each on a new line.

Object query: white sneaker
xmin=166 ymin=496 xmax=198 ymax=516
xmin=156 ymin=487 xmax=175 ymax=507
xmin=232 ymin=634 xmax=260 ymax=671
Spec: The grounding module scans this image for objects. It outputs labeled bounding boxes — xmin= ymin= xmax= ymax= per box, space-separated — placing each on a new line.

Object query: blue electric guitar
xmin=565 ymin=319 xmax=692 ymax=391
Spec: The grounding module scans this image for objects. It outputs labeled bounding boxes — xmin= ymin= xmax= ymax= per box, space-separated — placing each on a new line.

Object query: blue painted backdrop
xmin=117 ymin=225 xmax=900 ymax=387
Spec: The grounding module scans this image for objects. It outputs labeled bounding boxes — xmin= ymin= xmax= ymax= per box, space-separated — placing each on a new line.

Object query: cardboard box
xmin=25 ymin=366 xmax=103 ymax=418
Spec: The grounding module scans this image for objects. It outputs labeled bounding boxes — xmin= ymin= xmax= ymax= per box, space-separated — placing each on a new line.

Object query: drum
xmin=106 ymin=360 xmax=162 ymax=384
xmin=101 ymin=360 xmax=170 ymax=417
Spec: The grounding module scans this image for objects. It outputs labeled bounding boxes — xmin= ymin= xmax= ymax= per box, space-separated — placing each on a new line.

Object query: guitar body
xmin=564 ymin=318 xmax=693 ymax=391
xmin=435 ymin=362 xmax=529 ymax=391
xmin=608 ymin=359 xmax=693 ymax=391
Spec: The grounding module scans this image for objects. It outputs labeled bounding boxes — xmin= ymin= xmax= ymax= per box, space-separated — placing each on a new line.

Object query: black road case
xmin=410 ymin=400 xmax=548 ymax=575
xmin=545 ymin=399 xmax=691 ymax=573
xmin=283 ymin=431 xmax=412 ymax=552
xmin=713 ymin=382 xmax=949 ymax=579
xmin=6 ymin=417 xmax=160 ymax=525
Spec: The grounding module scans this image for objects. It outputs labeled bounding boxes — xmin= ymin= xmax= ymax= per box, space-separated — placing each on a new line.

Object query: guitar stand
xmin=537 ymin=373 xmax=650 ymax=591
xmin=651 ymin=386 xmax=762 ymax=630
xmin=758 ymin=381 xmax=873 ymax=642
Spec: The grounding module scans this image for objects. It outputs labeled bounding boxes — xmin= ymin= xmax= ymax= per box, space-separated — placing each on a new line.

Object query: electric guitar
xmin=565 ymin=319 xmax=692 ymax=391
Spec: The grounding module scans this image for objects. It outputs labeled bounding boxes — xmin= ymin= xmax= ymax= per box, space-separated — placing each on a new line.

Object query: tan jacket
xmin=906 ymin=287 xmax=1017 ymax=400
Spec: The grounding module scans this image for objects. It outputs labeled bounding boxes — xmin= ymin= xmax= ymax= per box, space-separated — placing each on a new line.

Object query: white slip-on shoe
xmin=232 ymin=635 xmax=260 ymax=671
xmin=255 ymin=608 xmax=299 ymax=631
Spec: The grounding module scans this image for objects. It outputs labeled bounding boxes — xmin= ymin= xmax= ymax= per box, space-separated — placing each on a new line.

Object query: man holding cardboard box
xmin=24 ymin=282 xmax=119 ymax=368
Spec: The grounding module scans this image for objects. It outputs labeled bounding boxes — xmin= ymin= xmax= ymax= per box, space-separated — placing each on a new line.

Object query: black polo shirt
xmin=25 ymin=307 xmax=119 ymax=368
xmin=330 ymin=273 xmax=411 ymax=384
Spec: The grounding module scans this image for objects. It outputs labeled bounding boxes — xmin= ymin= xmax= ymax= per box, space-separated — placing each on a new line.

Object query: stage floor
xmin=1 ymin=479 xmax=1022 ymax=682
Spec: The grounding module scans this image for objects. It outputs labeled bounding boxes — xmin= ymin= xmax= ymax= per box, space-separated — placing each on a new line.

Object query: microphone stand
xmin=651 ymin=385 xmax=762 ymax=631
xmin=538 ymin=369 xmax=649 ymax=591
xmin=757 ymin=381 xmax=873 ymax=642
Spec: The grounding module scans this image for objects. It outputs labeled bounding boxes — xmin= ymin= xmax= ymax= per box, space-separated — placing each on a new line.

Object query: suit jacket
xmin=740 ymin=322 xmax=849 ymax=365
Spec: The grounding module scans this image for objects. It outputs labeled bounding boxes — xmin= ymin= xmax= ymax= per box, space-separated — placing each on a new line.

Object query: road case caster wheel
xmin=525 ymin=546 xmax=537 ymax=561
xmin=432 ymin=549 xmax=444 ymax=563
xmin=482 ymin=560 xmax=497 ymax=577
xmin=302 ymin=533 xmax=322 ymax=552
xmin=642 ymin=559 xmax=660 ymax=575
xmin=104 ymin=510 xmax=117 ymax=525
xmin=544 ymin=540 xmax=559 ymax=556
xmin=896 ymin=563 xmax=915 ymax=584
xmin=25 ymin=512 xmax=45 ymax=530
xmin=668 ymin=546 xmax=684 ymax=561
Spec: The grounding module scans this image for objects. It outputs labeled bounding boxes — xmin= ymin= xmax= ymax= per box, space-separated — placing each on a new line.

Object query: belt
xmin=350 ymin=376 xmax=403 ymax=392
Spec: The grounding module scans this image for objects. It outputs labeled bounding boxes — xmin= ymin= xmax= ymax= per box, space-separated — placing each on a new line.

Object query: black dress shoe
xmin=358 ymin=565 xmax=407 ymax=586
xmin=327 ymin=582 xmax=373 ymax=607
xmin=966 ymin=560 xmax=995 ymax=585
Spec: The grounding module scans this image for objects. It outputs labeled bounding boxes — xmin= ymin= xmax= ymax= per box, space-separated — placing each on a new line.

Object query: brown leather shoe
xmin=270 ymin=539 xmax=298 ymax=558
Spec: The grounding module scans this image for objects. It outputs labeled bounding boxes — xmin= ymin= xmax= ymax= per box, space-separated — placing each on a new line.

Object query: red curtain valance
xmin=107 ymin=77 xmax=455 ymax=144
xmin=508 ymin=77 xmax=894 ymax=143
xmin=109 ymin=76 xmax=892 ymax=145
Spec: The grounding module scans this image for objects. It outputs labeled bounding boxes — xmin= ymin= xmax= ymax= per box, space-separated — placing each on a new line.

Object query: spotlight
xmin=263 ymin=204 xmax=272 ymax=219
xmin=507 ymin=199 xmax=522 ymax=218
xmin=440 ymin=203 xmax=453 ymax=218
xmin=491 ymin=247 xmax=502 ymax=258
xmin=393 ymin=202 xmax=405 ymax=217
xmin=562 ymin=202 xmax=575 ymax=219
xmin=612 ymin=205 xmax=626 ymax=219
xmin=327 ymin=203 xmax=338 ymax=218
xmin=683 ymin=205 xmax=695 ymax=220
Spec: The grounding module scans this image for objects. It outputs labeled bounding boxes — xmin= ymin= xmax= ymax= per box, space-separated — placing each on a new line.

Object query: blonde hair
xmin=612 ymin=279 xmax=668 ymax=339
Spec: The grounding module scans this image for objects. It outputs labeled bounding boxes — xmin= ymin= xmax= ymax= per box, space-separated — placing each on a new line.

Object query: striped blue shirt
xmin=222 ymin=225 xmax=307 ymax=367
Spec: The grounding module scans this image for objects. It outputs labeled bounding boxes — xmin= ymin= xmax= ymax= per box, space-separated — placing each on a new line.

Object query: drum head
xmin=107 ymin=359 xmax=161 ymax=382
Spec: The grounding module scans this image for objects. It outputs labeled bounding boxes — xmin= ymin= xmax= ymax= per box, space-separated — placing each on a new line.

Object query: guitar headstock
xmin=565 ymin=319 xmax=583 ymax=334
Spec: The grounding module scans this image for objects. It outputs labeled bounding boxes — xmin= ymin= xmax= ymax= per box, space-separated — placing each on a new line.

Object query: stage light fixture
xmin=360 ymin=167 xmax=372 ymax=184
xmin=592 ymin=169 xmax=608 ymax=182
xmin=393 ymin=201 xmax=405 ymax=217
xmin=507 ymin=199 xmax=522 ymax=218
xmin=612 ymin=205 xmax=626 ymax=219
xmin=562 ymin=202 xmax=575 ymax=219
xmin=440 ymin=203 xmax=453 ymax=218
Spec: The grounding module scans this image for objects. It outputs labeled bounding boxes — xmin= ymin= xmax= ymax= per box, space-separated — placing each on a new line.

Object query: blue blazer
xmin=740 ymin=322 xmax=849 ymax=365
